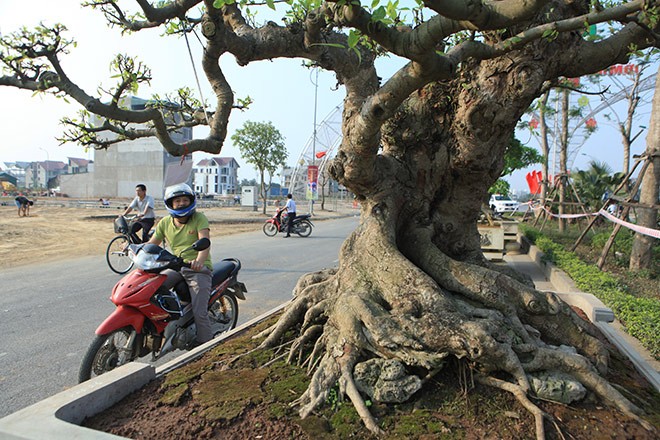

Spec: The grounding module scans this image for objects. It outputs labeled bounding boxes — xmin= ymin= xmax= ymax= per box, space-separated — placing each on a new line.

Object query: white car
xmin=489 ymin=194 xmax=519 ymax=214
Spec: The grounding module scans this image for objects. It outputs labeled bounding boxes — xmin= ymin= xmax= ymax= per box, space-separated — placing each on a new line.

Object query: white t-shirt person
xmin=285 ymin=197 xmax=296 ymax=214
xmin=129 ymin=194 xmax=155 ymax=219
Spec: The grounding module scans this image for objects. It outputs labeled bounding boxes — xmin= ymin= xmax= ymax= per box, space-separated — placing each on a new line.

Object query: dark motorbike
xmin=262 ymin=208 xmax=313 ymax=237
xmin=79 ymin=238 xmax=247 ymax=382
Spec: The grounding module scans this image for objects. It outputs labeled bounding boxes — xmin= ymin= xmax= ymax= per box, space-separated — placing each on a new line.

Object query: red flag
xmin=315 ymin=151 xmax=327 ymax=159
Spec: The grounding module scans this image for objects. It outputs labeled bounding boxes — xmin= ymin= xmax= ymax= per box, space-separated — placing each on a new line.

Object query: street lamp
xmin=309 ymin=67 xmax=320 ymax=215
xmin=39 ymin=147 xmax=50 ymax=194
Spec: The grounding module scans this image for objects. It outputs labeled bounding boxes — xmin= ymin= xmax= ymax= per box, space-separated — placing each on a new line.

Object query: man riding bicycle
xmin=119 ymin=184 xmax=156 ymax=243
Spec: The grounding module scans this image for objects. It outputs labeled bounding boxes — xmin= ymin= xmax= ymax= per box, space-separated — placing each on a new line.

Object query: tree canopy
xmin=231 ymin=120 xmax=287 ymax=213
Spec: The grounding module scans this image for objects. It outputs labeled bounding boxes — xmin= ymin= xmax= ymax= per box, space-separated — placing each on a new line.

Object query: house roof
xmin=37 ymin=160 xmax=68 ymax=171
xmin=195 ymin=157 xmax=240 ymax=168
xmin=68 ymin=157 xmax=91 ymax=166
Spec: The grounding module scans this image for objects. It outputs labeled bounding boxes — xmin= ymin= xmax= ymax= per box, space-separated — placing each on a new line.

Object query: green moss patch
xmin=159 ymin=383 xmax=188 ymax=406
xmin=192 ymin=367 xmax=270 ymax=421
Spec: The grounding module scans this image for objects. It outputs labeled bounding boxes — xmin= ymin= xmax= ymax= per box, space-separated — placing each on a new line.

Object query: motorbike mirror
xmin=191 ymin=237 xmax=211 ymax=251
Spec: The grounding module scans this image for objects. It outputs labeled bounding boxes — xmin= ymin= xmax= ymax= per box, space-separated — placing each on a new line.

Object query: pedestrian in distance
xmin=120 ymin=184 xmax=156 ymax=243
xmin=15 ymin=195 xmax=34 ymax=217
xmin=283 ymin=193 xmax=296 ymax=238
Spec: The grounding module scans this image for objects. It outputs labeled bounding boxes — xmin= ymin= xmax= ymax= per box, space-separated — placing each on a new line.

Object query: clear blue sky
xmin=1 ymin=1 xmax=655 ymax=193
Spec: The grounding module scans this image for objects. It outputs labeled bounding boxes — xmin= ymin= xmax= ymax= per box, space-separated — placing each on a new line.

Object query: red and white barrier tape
xmin=598 ymin=209 xmax=660 ymax=239
xmin=541 ymin=206 xmax=597 ymax=219
xmin=537 ymin=206 xmax=659 ymax=239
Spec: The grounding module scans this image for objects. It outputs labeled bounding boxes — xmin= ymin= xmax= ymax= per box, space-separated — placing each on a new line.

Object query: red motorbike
xmin=78 ymin=238 xmax=247 ymax=382
xmin=262 ymin=208 xmax=313 ymax=237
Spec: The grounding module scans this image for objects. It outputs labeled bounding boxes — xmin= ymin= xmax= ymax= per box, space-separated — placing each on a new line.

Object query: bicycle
xmin=106 ymin=215 xmax=154 ymax=274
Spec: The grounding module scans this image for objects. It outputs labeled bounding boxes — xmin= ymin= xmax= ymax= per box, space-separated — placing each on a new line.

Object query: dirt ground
xmin=84 ymin=311 xmax=660 ymax=440
xmin=0 ymin=198 xmax=355 ymax=270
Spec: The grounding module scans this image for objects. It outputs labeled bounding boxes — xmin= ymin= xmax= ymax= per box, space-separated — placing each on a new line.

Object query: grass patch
xmin=521 ymin=224 xmax=660 ymax=359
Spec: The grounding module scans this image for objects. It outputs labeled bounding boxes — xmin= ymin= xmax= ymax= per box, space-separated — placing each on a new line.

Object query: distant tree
xmin=594 ymin=58 xmax=657 ymax=182
xmin=522 ymin=81 xmax=600 ymax=231
xmin=231 ymin=121 xmax=287 ymax=214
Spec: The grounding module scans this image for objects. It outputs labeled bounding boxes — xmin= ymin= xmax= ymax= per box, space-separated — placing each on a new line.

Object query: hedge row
xmin=524 ymin=231 xmax=660 ymax=360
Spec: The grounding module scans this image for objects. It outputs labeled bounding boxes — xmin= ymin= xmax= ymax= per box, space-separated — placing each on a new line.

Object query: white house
xmin=193 ymin=157 xmax=240 ymax=195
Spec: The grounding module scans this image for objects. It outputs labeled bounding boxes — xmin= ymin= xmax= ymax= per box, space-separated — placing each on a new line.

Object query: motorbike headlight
xmin=133 ymin=251 xmax=169 ymax=270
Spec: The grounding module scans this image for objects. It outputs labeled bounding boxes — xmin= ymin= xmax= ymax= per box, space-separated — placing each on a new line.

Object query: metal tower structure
xmin=289 ymin=104 xmax=343 ymax=199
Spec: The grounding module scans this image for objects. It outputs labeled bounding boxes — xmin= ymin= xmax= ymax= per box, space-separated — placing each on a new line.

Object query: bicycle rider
xmin=119 ymin=184 xmax=156 ymax=243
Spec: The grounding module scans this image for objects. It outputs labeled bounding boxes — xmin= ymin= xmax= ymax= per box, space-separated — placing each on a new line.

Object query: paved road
xmin=0 ymin=215 xmax=358 ymax=418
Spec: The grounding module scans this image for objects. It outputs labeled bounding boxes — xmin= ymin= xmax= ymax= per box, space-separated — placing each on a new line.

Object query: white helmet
xmin=164 ymin=183 xmax=196 ymax=218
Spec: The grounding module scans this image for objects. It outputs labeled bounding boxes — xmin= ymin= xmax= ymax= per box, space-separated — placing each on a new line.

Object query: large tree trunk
xmin=630 ymin=66 xmax=660 ymax=271
xmin=257 ymin=46 xmax=650 ymax=439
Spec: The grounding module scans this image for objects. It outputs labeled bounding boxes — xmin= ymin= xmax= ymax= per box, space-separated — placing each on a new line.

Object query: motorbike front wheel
xmin=262 ymin=222 xmax=278 ymax=237
xmin=106 ymin=235 xmax=134 ymax=274
xmin=209 ymin=293 xmax=239 ymax=336
xmin=296 ymin=220 xmax=313 ymax=237
xmin=78 ymin=327 xmax=136 ymax=383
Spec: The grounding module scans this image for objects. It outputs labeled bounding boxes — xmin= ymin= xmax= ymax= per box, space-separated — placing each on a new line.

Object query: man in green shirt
xmin=148 ymin=183 xmax=213 ymax=345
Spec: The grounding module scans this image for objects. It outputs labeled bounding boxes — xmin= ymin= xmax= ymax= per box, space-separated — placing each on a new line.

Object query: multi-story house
xmin=193 ymin=157 xmax=240 ymax=195
xmin=25 ymin=160 xmax=68 ymax=189
xmin=67 ymin=157 xmax=93 ymax=174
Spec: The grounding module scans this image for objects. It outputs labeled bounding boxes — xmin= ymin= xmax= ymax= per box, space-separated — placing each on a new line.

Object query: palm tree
xmin=572 ymin=161 xmax=625 ymax=210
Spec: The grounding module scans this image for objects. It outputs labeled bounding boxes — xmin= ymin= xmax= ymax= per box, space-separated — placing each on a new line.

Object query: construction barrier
xmin=539 ymin=205 xmax=659 ymax=239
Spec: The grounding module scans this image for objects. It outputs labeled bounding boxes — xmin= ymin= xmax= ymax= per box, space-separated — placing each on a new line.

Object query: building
xmin=67 ymin=157 xmax=93 ymax=174
xmin=59 ymin=96 xmax=193 ymax=198
xmin=193 ymin=157 xmax=240 ymax=195
xmin=25 ymin=160 xmax=68 ymax=189
xmin=1 ymin=162 xmax=30 ymax=188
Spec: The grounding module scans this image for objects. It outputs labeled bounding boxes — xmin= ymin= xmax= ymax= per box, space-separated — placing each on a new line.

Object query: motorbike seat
xmin=212 ymin=259 xmax=238 ymax=286
xmin=296 ymin=214 xmax=311 ymax=220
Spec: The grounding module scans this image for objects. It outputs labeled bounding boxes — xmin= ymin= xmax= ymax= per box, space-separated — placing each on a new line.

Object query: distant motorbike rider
xmin=147 ymin=183 xmax=213 ymax=346
xmin=283 ymin=193 xmax=296 ymax=238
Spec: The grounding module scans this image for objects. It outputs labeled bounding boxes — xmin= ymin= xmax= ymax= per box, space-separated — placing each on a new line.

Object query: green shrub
xmin=590 ymin=230 xmax=634 ymax=257
xmin=520 ymin=225 xmax=540 ymax=244
xmin=534 ymin=235 xmax=660 ymax=359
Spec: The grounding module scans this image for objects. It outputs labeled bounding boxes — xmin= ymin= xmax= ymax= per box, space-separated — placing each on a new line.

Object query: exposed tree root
xmin=477 ymin=374 xmax=547 ymax=440
xmin=254 ymin=217 xmax=655 ymax=439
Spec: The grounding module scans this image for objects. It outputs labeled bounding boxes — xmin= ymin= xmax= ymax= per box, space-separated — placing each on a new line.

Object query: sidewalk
xmin=1 ymin=238 xmax=658 ymax=439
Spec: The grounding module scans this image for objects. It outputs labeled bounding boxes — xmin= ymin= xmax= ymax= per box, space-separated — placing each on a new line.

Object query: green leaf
xmin=347 ymin=30 xmax=360 ymax=48
xmin=213 ymin=0 xmax=225 ymax=8
xmin=577 ymin=96 xmax=589 ymax=107
xmin=266 ymin=0 xmax=275 ymax=10
xmin=371 ymin=6 xmax=386 ymax=21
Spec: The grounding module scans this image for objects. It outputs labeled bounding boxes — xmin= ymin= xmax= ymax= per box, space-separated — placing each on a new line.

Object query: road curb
xmin=0 ymin=302 xmax=289 ymax=440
